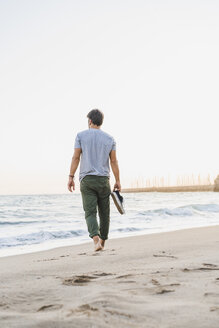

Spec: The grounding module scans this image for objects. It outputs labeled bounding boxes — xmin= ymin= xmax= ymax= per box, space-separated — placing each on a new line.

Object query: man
xmin=67 ymin=109 xmax=121 ymax=251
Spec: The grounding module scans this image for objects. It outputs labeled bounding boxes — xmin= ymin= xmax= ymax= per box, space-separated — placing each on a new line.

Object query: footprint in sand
xmin=93 ymin=272 xmax=113 ymax=277
xmin=155 ymin=288 xmax=175 ymax=294
xmin=151 ymin=278 xmax=180 ymax=292
xmin=115 ymin=274 xmax=135 ymax=283
xmin=204 ymin=292 xmax=219 ymax=297
xmin=36 ymin=258 xmax=59 ymax=262
xmin=182 ymin=265 xmax=219 ymax=272
xmin=67 ymin=304 xmax=98 ymax=317
xmin=78 ymin=251 xmax=116 ymax=256
xmin=37 ymin=304 xmax=63 ymax=312
xmin=73 ymin=302 xmax=132 ymax=319
xmin=210 ymin=306 xmax=219 ymax=312
xmin=118 ymin=280 xmax=136 ymax=284
xmin=202 ymin=263 xmax=218 ymax=267
xmin=116 ymin=274 xmax=133 ymax=279
xmin=124 ymin=285 xmax=175 ymax=296
xmin=78 ymin=252 xmax=107 ymax=256
xmin=0 ymin=302 xmax=10 ymax=309
xmin=149 ymin=278 xmax=175 ymax=294
xmin=62 ymin=275 xmax=97 ymax=285
xmin=105 ymin=309 xmax=132 ymax=319
xmin=151 ymin=278 xmax=160 ymax=286
xmin=153 ymin=254 xmax=177 ymax=259
xmin=77 ymin=304 xmax=98 ymax=312
xmin=151 ymin=270 xmax=170 ymax=275
xmin=62 ymin=272 xmax=113 ymax=286
xmin=101 ymin=248 xmax=116 ymax=255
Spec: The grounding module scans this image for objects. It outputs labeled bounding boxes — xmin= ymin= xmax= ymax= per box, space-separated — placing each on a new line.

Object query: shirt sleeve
xmin=111 ymin=137 xmax=116 ymax=151
xmin=74 ymin=133 xmax=81 ymax=148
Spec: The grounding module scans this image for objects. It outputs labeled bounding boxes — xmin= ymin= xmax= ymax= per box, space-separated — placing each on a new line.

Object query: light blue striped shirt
xmin=74 ymin=128 xmax=116 ymax=182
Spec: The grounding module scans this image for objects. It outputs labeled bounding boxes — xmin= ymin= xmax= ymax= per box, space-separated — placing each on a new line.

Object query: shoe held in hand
xmin=111 ymin=190 xmax=125 ymax=214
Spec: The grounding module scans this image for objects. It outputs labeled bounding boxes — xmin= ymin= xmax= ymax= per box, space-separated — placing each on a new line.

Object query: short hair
xmin=87 ymin=109 xmax=104 ymax=126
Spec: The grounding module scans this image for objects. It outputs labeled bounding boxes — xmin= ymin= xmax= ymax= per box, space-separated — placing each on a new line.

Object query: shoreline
xmin=1 ymin=225 xmax=219 ymax=327
xmin=1 ymin=222 xmax=219 ymax=259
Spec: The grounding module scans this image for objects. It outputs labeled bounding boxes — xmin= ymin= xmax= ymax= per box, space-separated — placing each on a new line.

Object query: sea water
xmin=0 ymin=192 xmax=219 ymax=257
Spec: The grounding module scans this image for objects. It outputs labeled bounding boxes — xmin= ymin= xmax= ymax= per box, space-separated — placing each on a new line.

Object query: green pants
xmin=80 ymin=175 xmax=111 ymax=240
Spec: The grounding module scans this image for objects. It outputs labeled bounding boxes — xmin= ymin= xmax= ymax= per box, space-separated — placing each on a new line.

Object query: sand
xmin=1 ymin=225 xmax=219 ymax=328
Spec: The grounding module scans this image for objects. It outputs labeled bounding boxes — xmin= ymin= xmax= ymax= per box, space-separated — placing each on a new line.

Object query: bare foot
xmin=99 ymin=239 xmax=105 ymax=249
xmin=94 ymin=242 xmax=103 ymax=251
xmin=93 ymin=236 xmax=103 ymax=252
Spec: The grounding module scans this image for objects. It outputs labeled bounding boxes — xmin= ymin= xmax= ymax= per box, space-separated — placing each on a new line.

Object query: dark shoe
xmin=111 ymin=190 xmax=125 ymax=214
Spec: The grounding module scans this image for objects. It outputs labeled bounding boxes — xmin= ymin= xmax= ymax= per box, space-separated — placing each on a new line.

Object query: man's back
xmin=74 ymin=128 xmax=116 ymax=182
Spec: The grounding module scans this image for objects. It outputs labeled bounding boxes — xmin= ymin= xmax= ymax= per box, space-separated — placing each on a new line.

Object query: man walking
xmin=67 ymin=109 xmax=121 ymax=251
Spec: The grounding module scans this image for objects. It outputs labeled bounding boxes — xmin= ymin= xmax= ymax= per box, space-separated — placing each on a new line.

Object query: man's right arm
xmin=67 ymin=148 xmax=81 ymax=192
xmin=109 ymin=150 xmax=121 ymax=191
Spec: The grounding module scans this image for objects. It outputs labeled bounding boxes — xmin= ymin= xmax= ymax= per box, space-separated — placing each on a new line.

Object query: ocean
xmin=0 ymin=192 xmax=219 ymax=257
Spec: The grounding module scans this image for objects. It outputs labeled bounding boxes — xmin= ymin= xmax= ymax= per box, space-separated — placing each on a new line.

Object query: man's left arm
xmin=67 ymin=148 xmax=81 ymax=192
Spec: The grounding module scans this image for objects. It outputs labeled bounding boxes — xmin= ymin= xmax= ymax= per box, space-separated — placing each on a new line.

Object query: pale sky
xmin=0 ymin=0 xmax=218 ymax=195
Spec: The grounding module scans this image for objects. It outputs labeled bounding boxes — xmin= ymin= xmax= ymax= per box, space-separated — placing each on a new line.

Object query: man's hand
xmin=113 ymin=181 xmax=121 ymax=192
xmin=68 ymin=177 xmax=75 ymax=192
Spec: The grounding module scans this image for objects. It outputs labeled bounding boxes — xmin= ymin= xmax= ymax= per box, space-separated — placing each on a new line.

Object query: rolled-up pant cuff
xmin=99 ymin=235 xmax=108 ymax=240
xmin=89 ymin=232 xmax=100 ymax=239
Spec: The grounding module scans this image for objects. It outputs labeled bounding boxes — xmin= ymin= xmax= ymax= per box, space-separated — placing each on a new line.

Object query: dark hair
xmin=87 ymin=109 xmax=104 ymax=126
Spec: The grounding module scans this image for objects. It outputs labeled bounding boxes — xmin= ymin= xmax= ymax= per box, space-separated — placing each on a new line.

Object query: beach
xmin=1 ymin=225 xmax=219 ymax=327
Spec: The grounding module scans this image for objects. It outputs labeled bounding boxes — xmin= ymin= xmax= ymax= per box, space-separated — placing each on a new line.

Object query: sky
xmin=0 ymin=0 xmax=218 ymax=195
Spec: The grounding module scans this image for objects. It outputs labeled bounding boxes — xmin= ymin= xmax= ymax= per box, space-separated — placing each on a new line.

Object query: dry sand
xmin=1 ymin=225 xmax=219 ymax=328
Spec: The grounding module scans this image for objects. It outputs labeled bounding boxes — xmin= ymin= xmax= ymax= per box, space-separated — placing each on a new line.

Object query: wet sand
xmin=1 ymin=225 xmax=219 ymax=328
